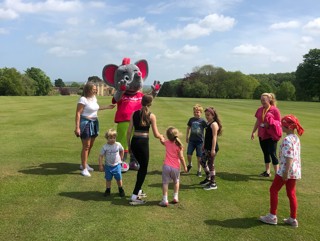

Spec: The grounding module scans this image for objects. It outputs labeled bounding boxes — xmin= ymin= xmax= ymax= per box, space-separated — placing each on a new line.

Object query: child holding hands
xmin=260 ymin=114 xmax=304 ymax=227
xmin=159 ymin=127 xmax=188 ymax=207
xmin=99 ymin=129 xmax=125 ymax=197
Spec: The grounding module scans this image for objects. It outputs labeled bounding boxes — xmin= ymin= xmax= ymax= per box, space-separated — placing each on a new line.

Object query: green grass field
xmin=0 ymin=96 xmax=319 ymax=241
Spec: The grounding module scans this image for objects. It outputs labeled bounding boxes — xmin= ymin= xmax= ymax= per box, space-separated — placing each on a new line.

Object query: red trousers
xmin=270 ymin=174 xmax=297 ymax=219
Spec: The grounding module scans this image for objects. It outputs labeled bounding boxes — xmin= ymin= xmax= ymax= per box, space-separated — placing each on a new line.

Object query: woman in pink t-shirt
xmin=159 ymin=127 xmax=188 ymax=207
xmin=251 ymin=93 xmax=282 ymax=177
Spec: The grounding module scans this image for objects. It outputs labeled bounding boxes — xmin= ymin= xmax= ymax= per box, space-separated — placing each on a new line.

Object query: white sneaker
xmin=80 ymin=164 xmax=94 ymax=172
xmin=129 ymin=198 xmax=146 ymax=205
xmin=283 ymin=217 xmax=298 ymax=228
xmin=138 ymin=190 xmax=147 ymax=198
xmin=81 ymin=169 xmax=91 ymax=177
xmin=259 ymin=214 xmax=277 ymax=225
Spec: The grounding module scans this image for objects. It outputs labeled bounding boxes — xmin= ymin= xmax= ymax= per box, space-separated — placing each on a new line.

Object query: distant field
xmin=0 ymin=96 xmax=319 ymax=241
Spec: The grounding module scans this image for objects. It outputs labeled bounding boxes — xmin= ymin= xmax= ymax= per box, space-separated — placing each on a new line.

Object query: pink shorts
xmin=162 ymin=164 xmax=180 ymax=184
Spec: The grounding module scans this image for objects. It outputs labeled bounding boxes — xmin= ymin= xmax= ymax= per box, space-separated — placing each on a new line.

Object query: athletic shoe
xmin=158 ymin=200 xmax=169 ymax=207
xmin=283 ymin=217 xmax=298 ymax=228
xmin=197 ymin=171 xmax=202 ymax=177
xmin=203 ymin=182 xmax=217 ymax=190
xmin=104 ymin=189 xmax=110 ymax=197
xmin=138 ymin=190 xmax=147 ymax=198
xmin=129 ymin=198 xmax=146 ymax=205
xmin=119 ymin=188 xmax=125 ymax=197
xmin=80 ymin=164 xmax=94 ymax=172
xmin=81 ymin=169 xmax=91 ymax=177
xmin=199 ymin=178 xmax=210 ymax=186
xmin=187 ymin=164 xmax=192 ymax=172
xmin=259 ymin=214 xmax=277 ymax=225
xmin=260 ymin=171 xmax=271 ymax=177
xmin=172 ymin=198 xmax=179 ymax=204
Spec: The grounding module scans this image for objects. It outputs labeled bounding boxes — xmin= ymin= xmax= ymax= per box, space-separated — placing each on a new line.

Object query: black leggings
xmin=131 ymin=137 xmax=149 ymax=195
xmin=259 ymin=138 xmax=278 ymax=165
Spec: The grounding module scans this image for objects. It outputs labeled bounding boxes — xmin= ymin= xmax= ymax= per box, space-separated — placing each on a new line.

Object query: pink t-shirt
xmin=112 ymin=92 xmax=144 ymax=123
xmin=255 ymin=105 xmax=281 ymax=140
xmin=163 ymin=140 xmax=182 ymax=169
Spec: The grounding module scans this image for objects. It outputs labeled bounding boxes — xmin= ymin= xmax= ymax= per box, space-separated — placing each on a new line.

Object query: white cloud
xmin=157 ymin=44 xmax=200 ymax=59
xmin=303 ymin=18 xmax=320 ymax=34
xmin=118 ymin=17 xmax=146 ymax=28
xmin=270 ymin=55 xmax=288 ymax=62
xmin=232 ymin=44 xmax=272 ymax=55
xmin=270 ymin=20 xmax=300 ymax=30
xmin=169 ymin=13 xmax=235 ymax=39
xmin=0 ymin=8 xmax=19 ymax=19
xmin=3 ymin=0 xmax=82 ymax=14
xmin=47 ymin=46 xmax=86 ymax=57
xmin=0 ymin=28 xmax=9 ymax=34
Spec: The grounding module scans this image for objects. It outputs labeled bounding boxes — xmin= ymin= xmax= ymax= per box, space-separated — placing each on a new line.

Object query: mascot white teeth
xmin=102 ymin=58 xmax=161 ymax=170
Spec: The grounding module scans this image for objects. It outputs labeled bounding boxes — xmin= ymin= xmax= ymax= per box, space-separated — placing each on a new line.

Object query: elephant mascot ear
xmin=102 ymin=64 xmax=118 ymax=87
xmin=135 ymin=59 xmax=149 ymax=80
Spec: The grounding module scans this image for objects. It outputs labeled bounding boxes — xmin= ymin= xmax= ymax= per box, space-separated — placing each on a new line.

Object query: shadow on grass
xmin=18 ymin=162 xmax=80 ymax=175
xmin=148 ymin=182 xmax=204 ymax=190
xmin=217 ymin=172 xmax=273 ymax=182
xmin=59 ymin=191 xmax=163 ymax=207
xmin=205 ymin=217 xmax=264 ymax=229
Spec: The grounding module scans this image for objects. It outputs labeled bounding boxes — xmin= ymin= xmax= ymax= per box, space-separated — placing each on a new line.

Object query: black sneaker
xmin=187 ymin=164 xmax=192 ymax=172
xmin=203 ymin=182 xmax=218 ymax=190
xmin=119 ymin=188 xmax=125 ymax=197
xmin=260 ymin=171 xmax=271 ymax=177
xmin=199 ymin=178 xmax=210 ymax=186
xmin=104 ymin=188 xmax=111 ymax=197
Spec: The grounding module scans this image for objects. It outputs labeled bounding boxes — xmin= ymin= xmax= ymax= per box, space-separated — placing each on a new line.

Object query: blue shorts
xmin=104 ymin=164 xmax=122 ymax=181
xmin=187 ymin=140 xmax=203 ymax=157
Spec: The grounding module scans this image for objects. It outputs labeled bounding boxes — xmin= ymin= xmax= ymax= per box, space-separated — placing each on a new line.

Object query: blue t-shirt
xmin=187 ymin=117 xmax=207 ymax=142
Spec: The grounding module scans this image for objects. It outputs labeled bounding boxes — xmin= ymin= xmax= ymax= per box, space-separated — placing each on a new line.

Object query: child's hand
xmin=99 ymin=164 xmax=104 ymax=172
xmin=184 ymin=167 xmax=188 ymax=173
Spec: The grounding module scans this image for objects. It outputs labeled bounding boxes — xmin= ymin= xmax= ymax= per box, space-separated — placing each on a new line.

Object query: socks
xmin=173 ymin=193 xmax=178 ymax=201
xmin=162 ymin=195 xmax=168 ymax=203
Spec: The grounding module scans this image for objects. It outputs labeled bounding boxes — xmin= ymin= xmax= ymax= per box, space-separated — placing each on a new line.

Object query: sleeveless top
xmin=204 ymin=121 xmax=219 ymax=152
xmin=132 ymin=110 xmax=151 ymax=132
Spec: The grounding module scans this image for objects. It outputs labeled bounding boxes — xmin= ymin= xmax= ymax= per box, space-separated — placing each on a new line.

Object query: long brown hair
xmin=83 ymin=82 xmax=96 ymax=97
xmin=140 ymin=95 xmax=153 ymax=126
xmin=205 ymin=107 xmax=223 ymax=136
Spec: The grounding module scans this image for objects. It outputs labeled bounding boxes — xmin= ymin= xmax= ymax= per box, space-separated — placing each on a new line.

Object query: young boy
xmin=186 ymin=104 xmax=207 ymax=177
xmin=99 ymin=129 xmax=125 ymax=197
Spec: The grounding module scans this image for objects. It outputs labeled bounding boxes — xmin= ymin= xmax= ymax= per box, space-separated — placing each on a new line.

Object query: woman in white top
xmin=74 ymin=82 xmax=115 ymax=177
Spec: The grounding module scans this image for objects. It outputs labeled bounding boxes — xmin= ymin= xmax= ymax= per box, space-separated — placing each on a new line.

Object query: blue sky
xmin=1 ymin=0 xmax=320 ymax=85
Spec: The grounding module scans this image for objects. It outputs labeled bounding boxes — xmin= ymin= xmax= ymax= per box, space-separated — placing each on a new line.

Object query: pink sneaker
xmin=259 ymin=214 xmax=277 ymax=225
xmin=283 ymin=218 xmax=298 ymax=228
xmin=172 ymin=198 xmax=179 ymax=204
xmin=158 ymin=200 xmax=169 ymax=207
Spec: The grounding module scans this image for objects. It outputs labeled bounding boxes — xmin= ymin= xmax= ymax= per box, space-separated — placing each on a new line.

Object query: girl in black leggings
xmin=127 ymin=95 xmax=163 ymax=205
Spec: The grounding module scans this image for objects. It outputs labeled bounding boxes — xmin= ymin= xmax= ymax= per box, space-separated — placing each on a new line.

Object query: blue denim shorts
xmin=104 ymin=164 xmax=122 ymax=181
xmin=187 ymin=140 xmax=203 ymax=157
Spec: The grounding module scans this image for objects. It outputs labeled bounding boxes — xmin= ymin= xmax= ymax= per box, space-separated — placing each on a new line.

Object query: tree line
xmin=1 ymin=49 xmax=319 ymax=101
xmin=158 ymin=48 xmax=320 ymax=101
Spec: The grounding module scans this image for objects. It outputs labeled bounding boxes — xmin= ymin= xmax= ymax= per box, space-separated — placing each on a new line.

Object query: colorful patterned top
xmin=277 ymin=134 xmax=301 ymax=179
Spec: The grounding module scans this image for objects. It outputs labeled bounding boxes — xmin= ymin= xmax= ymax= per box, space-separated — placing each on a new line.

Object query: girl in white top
xmin=260 ymin=114 xmax=304 ymax=228
xmin=74 ymin=82 xmax=115 ymax=177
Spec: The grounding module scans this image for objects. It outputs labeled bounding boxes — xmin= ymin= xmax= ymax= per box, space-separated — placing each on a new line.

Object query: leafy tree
xmin=25 ymin=67 xmax=52 ymax=96
xmin=0 ymin=68 xmax=24 ymax=96
xmin=182 ymin=81 xmax=209 ymax=98
xmin=88 ymin=76 xmax=103 ymax=83
xmin=54 ymin=78 xmax=65 ymax=87
xmin=295 ymin=48 xmax=320 ymax=101
xmin=277 ymin=81 xmax=296 ymax=101
xmin=70 ymin=82 xmax=80 ymax=87
xmin=253 ymin=81 xmax=273 ymax=99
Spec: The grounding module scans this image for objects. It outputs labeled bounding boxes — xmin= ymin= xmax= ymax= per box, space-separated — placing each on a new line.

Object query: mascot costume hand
xmin=102 ymin=58 xmax=161 ymax=169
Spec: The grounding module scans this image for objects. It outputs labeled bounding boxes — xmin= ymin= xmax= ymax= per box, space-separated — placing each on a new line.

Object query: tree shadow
xmin=204 ymin=217 xmax=264 ymax=229
xmin=18 ymin=162 xmax=80 ymax=175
